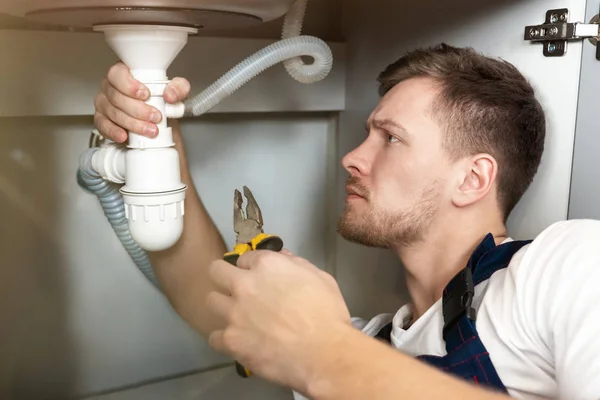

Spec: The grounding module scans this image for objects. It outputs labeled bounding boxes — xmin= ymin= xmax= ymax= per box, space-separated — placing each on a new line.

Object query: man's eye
xmin=387 ymin=134 xmax=399 ymax=143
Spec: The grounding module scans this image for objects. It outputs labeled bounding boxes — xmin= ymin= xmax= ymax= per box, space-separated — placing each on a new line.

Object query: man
xmin=93 ymin=44 xmax=600 ymax=399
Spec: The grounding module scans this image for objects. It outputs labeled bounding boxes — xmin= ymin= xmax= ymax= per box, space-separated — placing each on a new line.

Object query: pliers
xmin=223 ymin=186 xmax=284 ymax=378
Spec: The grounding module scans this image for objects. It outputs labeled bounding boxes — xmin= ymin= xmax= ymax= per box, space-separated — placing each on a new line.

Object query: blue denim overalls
xmin=375 ymin=233 xmax=532 ymax=392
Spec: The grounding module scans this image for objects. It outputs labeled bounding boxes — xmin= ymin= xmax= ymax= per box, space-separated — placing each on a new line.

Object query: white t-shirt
xmin=293 ymin=219 xmax=600 ymax=400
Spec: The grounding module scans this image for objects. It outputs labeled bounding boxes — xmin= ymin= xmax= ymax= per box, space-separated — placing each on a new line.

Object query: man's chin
xmin=338 ymin=232 xmax=390 ymax=249
xmin=336 ymin=219 xmax=390 ymax=249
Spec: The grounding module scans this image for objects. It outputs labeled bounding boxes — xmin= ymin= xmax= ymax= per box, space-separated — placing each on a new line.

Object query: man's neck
xmin=393 ymin=215 xmax=507 ymax=321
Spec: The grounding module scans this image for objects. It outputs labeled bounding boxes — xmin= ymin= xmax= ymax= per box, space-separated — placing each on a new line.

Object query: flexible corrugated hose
xmin=77 ymin=148 xmax=159 ymax=288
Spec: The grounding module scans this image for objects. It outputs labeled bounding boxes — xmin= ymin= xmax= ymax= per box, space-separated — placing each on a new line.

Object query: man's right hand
xmin=93 ymin=61 xmax=191 ymax=143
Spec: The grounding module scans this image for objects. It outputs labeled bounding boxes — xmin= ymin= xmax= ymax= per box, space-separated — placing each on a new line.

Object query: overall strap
xmin=442 ymin=234 xmax=532 ymax=351
xmin=374 ymin=234 xmax=532 ymax=346
xmin=374 ymin=321 xmax=393 ymax=343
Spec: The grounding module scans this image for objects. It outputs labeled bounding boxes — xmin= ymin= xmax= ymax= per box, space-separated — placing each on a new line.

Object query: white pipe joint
xmin=91 ymin=134 xmax=186 ymax=253
xmin=94 ymin=24 xmax=198 ymax=251
xmin=121 ymin=147 xmax=186 ymax=252
xmin=128 ymin=82 xmax=174 ymax=149
xmin=91 ymin=143 xmax=126 ymax=184
xmin=166 ymin=102 xmax=185 ymax=119
xmin=121 ymin=78 xmax=187 ymax=252
xmin=84 ymin=142 xmax=185 ymax=262
xmin=93 ymin=24 xmax=197 ymax=252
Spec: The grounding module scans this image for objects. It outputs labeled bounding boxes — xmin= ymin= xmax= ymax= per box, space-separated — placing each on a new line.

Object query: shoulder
xmin=488 ymin=218 xmax=600 ymax=344
xmin=477 ymin=219 xmax=600 ymax=397
xmin=481 ymin=218 xmax=600 ymax=342
xmin=528 ymin=218 xmax=600 ymax=250
xmin=508 ymin=218 xmax=600 ymax=277
xmin=510 ymin=219 xmax=600 ymax=397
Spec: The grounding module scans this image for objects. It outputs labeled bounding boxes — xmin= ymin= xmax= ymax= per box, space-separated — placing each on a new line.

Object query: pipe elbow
xmin=165 ymin=102 xmax=185 ymax=119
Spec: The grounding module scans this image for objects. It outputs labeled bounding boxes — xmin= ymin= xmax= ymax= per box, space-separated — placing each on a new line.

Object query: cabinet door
xmin=569 ymin=0 xmax=600 ymax=220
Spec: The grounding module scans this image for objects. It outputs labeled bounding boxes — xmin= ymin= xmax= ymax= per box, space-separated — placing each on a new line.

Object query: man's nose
xmin=342 ymin=141 xmax=371 ymax=177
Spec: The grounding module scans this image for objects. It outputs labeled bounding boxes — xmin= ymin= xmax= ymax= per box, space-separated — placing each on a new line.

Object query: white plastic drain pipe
xmin=93 ymin=24 xmax=194 ymax=252
xmin=78 ymin=0 xmax=332 ymax=285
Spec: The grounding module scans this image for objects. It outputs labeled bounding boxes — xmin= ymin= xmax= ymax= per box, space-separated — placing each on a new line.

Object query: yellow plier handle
xmin=223 ymin=233 xmax=284 ymax=378
xmin=224 ymin=233 xmax=284 ymax=265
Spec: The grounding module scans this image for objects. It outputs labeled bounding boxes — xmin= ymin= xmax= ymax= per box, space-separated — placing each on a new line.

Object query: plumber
xmin=92 ymin=43 xmax=600 ymax=399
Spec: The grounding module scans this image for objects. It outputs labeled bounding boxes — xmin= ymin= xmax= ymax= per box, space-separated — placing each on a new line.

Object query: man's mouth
xmin=346 ymin=186 xmax=365 ymax=199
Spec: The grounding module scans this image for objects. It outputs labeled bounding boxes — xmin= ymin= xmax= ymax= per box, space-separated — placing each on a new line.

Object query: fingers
xmin=208 ymin=260 xmax=246 ymax=293
xmin=94 ymin=90 xmax=159 ymax=139
xmin=107 ymin=62 xmax=149 ymax=100
xmin=164 ymin=77 xmax=191 ymax=103
xmin=236 ymin=250 xmax=303 ymax=271
xmin=208 ymin=328 xmax=243 ymax=357
xmin=206 ymin=291 xmax=235 ymax=321
xmin=103 ymin=79 xmax=162 ymax=124
xmin=93 ymin=112 xmax=124 ymax=143
xmin=94 ymin=62 xmax=191 ymax=141
xmin=235 ymin=251 xmax=265 ymax=270
xmin=208 ymin=329 xmax=225 ymax=353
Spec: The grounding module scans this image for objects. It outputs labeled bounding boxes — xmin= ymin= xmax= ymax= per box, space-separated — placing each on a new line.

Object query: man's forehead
xmin=368 ymin=77 xmax=439 ymax=122
xmin=368 ymin=103 xmax=383 ymax=121
xmin=366 ymin=104 xmax=405 ymax=129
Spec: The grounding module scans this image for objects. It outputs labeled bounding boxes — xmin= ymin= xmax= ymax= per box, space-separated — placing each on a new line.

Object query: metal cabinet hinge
xmin=524 ymin=8 xmax=600 ymax=59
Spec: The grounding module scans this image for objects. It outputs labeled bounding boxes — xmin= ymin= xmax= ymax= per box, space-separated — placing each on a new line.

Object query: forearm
xmin=305 ymin=324 xmax=511 ymax=400
xmin=148 ymin=120 xmax=228 ymax=338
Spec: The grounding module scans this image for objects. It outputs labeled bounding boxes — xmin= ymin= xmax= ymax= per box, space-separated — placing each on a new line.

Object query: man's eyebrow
xmin=366 ymin=118 xmax=411 ymax=136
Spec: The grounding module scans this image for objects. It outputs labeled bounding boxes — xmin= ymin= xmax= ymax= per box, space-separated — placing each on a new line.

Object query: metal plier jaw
xmin=223 ymin=186 xmax=284 ymax=267
xmin=222 ymin=186 xmax=284 ymax=379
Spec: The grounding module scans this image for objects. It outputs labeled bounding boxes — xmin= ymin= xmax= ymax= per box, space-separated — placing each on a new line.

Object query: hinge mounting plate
xmin=524 ymin=8 xmax=600 ymax=59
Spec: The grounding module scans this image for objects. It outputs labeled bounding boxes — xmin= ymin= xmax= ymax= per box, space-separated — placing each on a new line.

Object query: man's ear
xmin=452 ymin=153 xmax=498 ymax=208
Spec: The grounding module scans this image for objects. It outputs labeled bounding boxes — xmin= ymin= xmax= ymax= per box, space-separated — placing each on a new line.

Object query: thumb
xmin=164 ymin=77 xmax=191 ymax=103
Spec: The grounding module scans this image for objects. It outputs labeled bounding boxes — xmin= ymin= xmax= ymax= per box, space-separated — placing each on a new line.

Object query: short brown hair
xmin=377 ymin=43 xmax=546 ymax=221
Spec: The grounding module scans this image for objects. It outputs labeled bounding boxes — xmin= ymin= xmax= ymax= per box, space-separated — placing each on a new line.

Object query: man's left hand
xmin=205 ymin=249 xmax=352 ymax=392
